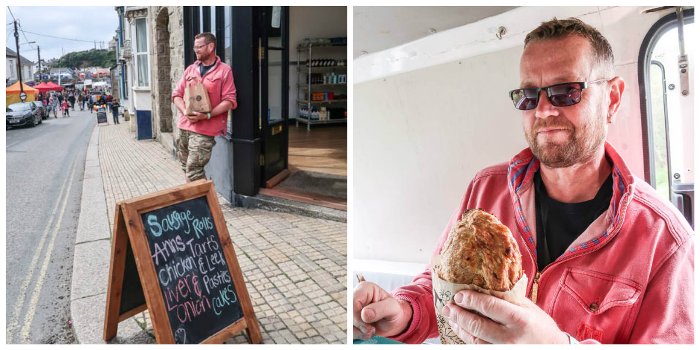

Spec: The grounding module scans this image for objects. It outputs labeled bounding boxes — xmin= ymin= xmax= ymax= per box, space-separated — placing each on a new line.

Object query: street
xmin=6 ymin=107 xmax=95 ymax=343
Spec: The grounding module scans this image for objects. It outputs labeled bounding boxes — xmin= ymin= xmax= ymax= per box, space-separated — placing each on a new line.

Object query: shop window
xmin=135 ymin=18 xmax=149 ymax=87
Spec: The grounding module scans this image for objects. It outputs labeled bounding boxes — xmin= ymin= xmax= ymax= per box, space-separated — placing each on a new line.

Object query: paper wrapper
xmin=431 ymin=256 xmax=528 ymax=344
xmin=184 ymin=80 xmax=211 ymax=115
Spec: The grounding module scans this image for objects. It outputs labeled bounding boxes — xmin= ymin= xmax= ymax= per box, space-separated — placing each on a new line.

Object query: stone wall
xmin=147 ymin=6 xmax=184 ymax=153
xmin=169 ymin=7 xmax=184 ymax=140
xmin=148 ymin=6 xmax=171 ymax=136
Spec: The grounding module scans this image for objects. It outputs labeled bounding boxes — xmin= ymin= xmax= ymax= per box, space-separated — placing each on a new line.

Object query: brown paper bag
xmin=184 ymin=79 xmax=211 ymax=115
xmin=431 ymin=256 xmax=527 ymax=344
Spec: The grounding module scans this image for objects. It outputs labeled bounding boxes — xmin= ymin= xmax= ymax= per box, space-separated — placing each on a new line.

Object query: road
xmin=6 ymin=107 xmax=96 ymax=343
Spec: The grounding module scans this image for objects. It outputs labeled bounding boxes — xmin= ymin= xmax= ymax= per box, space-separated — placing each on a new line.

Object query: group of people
xmin=90 ymin=93 xmax=122 ymax=124
xmin=38 ymin=91 xmax=72 ymax=118
xmin=37 ymin=89 xmax=122 ymax=124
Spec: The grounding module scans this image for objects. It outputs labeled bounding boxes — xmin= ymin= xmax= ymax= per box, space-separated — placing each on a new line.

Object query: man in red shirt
xmin=172 ymin=32 xmax=237 ymax=182
xmin=353 ymin=18 xmax=693 ymax=344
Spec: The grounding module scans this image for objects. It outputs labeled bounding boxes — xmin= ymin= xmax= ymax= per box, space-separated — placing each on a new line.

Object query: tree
xmin=52 ymin=49 xmax=116 ymax=69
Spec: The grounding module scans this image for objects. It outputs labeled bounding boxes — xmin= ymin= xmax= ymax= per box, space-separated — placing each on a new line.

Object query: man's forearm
xmin=210 ymin=100 xmax=233 ymax=117
xmin=174 ymin=95 xmax=234 ymax=118
xmin=173 ymin=96 xmax=187 ymax=115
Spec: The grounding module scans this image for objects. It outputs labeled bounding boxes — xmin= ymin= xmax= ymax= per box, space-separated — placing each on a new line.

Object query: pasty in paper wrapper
xmin=432 ymin=209 xmax=527 ymax=344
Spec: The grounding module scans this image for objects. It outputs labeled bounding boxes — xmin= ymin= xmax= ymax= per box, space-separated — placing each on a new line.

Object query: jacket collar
xmin=507 ymin=142 xmax=636 ymax=258
xmin=193 ymin=56 xmax=221 ymax=75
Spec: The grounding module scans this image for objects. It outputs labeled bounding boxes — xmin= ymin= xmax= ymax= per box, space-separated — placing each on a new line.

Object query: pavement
xmin=69 ymin=116 xmax=347 ymax=344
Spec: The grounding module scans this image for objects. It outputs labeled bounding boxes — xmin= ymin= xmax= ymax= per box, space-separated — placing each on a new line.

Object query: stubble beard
xmin=526 ymin=114 xmax=606 ymax=168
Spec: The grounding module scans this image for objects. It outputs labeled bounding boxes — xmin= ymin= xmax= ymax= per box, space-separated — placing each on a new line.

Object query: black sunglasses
xmin=509 ymin=79 xmax=608 ymax=110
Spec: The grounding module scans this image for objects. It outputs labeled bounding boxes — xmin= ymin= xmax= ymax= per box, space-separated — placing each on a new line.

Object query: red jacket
xmin=391 ymin=143 xmax=694 ymax=344
xmin=172 ymin=56 xmax=237 ymax=137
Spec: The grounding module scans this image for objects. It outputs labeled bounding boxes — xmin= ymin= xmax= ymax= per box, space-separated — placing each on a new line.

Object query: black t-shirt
xmin=534 ymin=170 xmax=613 ymax=269
xmin=199 ymin=62 xmax=215 ymax=77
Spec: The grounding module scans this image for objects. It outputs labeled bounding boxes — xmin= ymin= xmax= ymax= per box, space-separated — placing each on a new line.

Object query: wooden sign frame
xmin=103 ymin=180 xmax=261 ymax=344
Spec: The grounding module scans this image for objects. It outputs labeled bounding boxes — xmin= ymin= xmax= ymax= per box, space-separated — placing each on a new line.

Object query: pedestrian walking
xmin=69 ymin=93 xmax=76 ymax=110
xmin=110 ymin=99 xmax=121 ymax=124
xmin=48 ymin=95 xmax=57 ymax=118
xmin=88 ymin=94 xmax=94 ymax=114
xmin=61 ymin=100 xmax=70 ymax=117
xmin=172 ymin=32 xmax=237 ymax=182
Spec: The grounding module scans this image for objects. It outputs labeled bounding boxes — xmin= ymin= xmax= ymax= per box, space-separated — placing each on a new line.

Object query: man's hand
xmin=353 ymin=282 xmax=413 ymax=340
xmin=186 ymin=112 xmax=207 ymax=122
xmin=442 ymin=289 xmax=569 ymax=344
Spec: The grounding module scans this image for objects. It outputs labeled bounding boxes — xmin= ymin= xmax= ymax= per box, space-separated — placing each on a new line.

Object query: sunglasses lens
xmin=511 ymin=88 xmax=539 ymax=110
xmin=548 ymin=83 xmax=582 ymax=107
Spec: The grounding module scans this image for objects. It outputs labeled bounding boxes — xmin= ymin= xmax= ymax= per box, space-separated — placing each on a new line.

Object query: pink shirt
xmin=391 ymin=142 xmax=694 ymax=344
xmin=171 ymin=56 xmax=237 ymax=137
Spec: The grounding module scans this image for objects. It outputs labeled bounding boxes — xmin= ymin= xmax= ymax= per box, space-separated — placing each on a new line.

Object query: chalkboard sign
xmin=141 ymin=196 xmax=244 ymax=343
xmin=118 ymin=233 xmax=145 ymax=316
xmin=96 ymin=109 xmax=108 ymax=124
xmin=103 ymin=180 xmax=261 ymax=344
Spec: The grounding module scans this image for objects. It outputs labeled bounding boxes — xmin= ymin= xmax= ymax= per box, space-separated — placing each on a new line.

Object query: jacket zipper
xmin=529 ymin=255 xmax=586 ymax=304
xmin=530 ymin=259 xmax=552 ymax=304
xmin=530 ymin=271 xmax=541 ymax=303
xmin=529 ymin=260 xmax=556 ymax=304
xmin=530 ymin=265 xmax=552 ymax=304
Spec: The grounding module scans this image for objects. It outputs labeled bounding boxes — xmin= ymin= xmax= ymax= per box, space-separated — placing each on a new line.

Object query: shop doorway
xmin=183 ymin=6 xmax=347 ymax=207
xmin=261 ymin=126 xmax=347 ymax=211
xmin=258 ymin=7 xmax=347 ymax=211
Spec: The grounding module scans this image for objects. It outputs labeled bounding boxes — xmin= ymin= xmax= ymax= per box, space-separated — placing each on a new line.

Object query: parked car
xmin=31 ymin=101 xmax=48 ymax=120
xmin=6 ymin=102 xmax=42 ymax=129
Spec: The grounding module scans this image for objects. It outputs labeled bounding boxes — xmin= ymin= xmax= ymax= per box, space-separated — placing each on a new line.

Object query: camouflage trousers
xmin=177 ymin=129 xmax=216 ymax=181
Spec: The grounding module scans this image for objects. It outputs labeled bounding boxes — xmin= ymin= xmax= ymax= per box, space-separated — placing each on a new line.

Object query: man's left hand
xmin=442 ymin=289 xmax=569 ymax=344
xmin=186 ymin=112 xmax=207 ymax=122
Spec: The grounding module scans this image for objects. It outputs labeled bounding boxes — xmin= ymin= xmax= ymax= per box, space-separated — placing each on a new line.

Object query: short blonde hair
xmin=525 ymin=18 xmax=614 ymax=76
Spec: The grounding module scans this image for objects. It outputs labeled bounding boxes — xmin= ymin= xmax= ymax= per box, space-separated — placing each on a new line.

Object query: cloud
xmin=5 ymin=6 xmax=118 ymax=62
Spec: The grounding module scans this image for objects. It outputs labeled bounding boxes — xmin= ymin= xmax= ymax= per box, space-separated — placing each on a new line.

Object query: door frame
xmin=257 ymin=6 xmax=290 ymax=187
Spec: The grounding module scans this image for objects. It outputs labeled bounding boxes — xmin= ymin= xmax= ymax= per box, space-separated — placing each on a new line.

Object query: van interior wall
xmin=354 ymin=6 xmax=668 ymax=274
xmin=287 ymin=6 xmax=347 ymax=120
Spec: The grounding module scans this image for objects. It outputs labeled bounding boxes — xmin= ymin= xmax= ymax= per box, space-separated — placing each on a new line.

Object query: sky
xmin=5 ymin=6 xmax=119 ymax=63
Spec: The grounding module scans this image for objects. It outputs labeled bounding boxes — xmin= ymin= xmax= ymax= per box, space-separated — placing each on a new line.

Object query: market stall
xmin=6 ymin=81 xmax=39 ymax=105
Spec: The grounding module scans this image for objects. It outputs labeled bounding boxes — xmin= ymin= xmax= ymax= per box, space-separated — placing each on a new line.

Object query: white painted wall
xmin=289 ymin=7 xmax=347 ymax=119
xmin=22 ymin=64 xmax=33 ymax=82
xmin=354 ymin=7 xmax=671 ymax=270
xmin=128 ymin=13 xmax=151 ymax=119
xmin=7 ymin=58 xmax=18 ymax=81
xmin=5 ymin=58 xmax=33 ymax=82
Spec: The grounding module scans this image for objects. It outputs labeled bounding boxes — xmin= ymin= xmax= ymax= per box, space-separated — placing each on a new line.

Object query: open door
xmin=258 ymin=6 xmax=290 ymax=187
xmin=641 ymin=8 xmax=694 ymax=227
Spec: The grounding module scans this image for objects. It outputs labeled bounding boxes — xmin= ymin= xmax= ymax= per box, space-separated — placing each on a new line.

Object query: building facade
xmin=6 ymin=47 xmax=34 ymax=85
xmin=114 ymin=6 xmax=346 ymax=202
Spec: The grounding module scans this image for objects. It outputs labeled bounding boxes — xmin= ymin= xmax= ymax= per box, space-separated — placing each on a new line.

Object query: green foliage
xmin=52 ymin=49 xmax=116 ymax=68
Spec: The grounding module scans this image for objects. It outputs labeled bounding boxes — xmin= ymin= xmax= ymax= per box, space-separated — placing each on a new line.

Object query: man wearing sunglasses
xmin=172 ymin=32 xmax=237 ymax=182
xmin=354 ymin=18 xmax=693 ymax=344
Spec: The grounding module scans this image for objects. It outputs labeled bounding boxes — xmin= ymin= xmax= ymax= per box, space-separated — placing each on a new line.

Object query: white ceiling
xmin=353 ymin=6 xmax=518 ymax=58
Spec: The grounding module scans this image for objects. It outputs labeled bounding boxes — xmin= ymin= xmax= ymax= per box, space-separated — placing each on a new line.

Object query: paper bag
xmin=184 ymin=79 xmax=211 ymax=115
xmin=431 ymin=256 xmax=527 ymax=344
